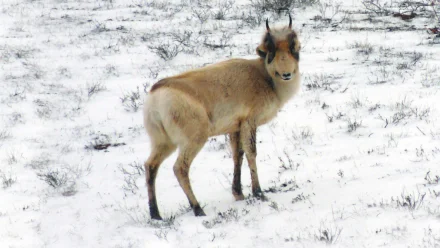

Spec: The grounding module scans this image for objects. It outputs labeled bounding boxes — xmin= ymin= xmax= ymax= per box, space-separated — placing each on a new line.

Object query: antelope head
xmin=257 ymin=15 xmax=301 ymax=81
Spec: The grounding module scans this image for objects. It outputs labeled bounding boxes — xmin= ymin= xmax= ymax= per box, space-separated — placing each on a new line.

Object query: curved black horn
xmin=266 ymin=18 xmax=270 ymax=31
xmin=288 ymin=14 xmax=292 ymax=29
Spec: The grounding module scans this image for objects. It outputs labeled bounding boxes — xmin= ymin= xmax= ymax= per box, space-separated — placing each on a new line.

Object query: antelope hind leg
xmin=173 ymin=141 xmax=207 ymax=217
xmin=145 ymin=143 xmax=176 ymax=220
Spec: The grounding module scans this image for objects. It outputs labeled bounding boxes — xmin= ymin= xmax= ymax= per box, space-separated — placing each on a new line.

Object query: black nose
xmin=282 ymin=73 xmax=291 ymax=78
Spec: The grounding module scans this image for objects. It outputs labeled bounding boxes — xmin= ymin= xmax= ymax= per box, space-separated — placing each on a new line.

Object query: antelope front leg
xmin=240 ymin=121 xmax=267 ymax=201
xmin=229 ymin=132 xmax=244 ymax=200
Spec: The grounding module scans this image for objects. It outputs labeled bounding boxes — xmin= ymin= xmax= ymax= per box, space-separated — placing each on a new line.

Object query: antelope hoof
xmin=150 ymin=212 xmax=163 ymax=220
xmin=232 ymin=185 xmax=244 ymax=201
xmin=233 ymin=193 xmax=245 ymax=201
xmin=149 ymin=204 xmax=162 ymax=220
xmin=193 ymin=205 xmax=206 ymax=217
xmin=253 ymin=191 xmax=268 ymax=201
xmin=258 ymin=194 xmax=269 ymax=202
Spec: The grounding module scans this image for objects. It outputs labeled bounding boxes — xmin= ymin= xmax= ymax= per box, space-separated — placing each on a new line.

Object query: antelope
xmin=143 ymin=15 xmax=301 ymax=220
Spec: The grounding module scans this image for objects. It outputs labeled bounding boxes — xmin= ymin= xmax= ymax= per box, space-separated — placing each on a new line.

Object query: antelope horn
xmin=266 ymin=18 xmax=270 ymax=32
xmin=288 ymin=14 xmax=292 ymax=29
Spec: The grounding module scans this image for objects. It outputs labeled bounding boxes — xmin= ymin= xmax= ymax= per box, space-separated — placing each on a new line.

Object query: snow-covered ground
xmin=1 ymin=0 xmax=440 ymax=247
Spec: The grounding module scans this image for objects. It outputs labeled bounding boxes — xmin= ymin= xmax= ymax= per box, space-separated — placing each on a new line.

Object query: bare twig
xmin=416 ymin=126 xmax=426 ymax=136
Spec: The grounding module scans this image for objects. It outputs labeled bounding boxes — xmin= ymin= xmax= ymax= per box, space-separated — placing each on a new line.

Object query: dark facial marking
xmin=267 ymin=52 xmax=276 ymax=64
xmin=264 ymin=33 xmax=276 ymax=53
xmin=288 ymin=32 xmax=300 ymax=61
xmin=264 ymin=33 xmax=276 ymax=64
xmin=292 ymin=51 xmax=299 ymax=61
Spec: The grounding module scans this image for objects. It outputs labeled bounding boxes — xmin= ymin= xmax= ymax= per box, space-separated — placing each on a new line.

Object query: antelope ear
xmin=256 ymin=44 xmax=267 ymax=58
xmin=288 ymin=33 xmax=301 ymax=52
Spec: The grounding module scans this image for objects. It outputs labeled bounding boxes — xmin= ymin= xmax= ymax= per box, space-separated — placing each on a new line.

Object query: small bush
xmin=104 ymin=64 xmax=119 ymax=77
xmin=119 ymin=161 xmax=144 ymax=176
xmin=24 ymin=62 xmax=46 ymax=80
xmin=369 ymin=190 xmax=427 ymax=211
xmin=315 ymin=0 xmax=343 ymax=23
xmin=171 ymin=30 xmax=195 ymax=48
xmin=87 ymin=81 xmax=106 ymax=99
xmin=362 ymin=0 xmax=436 ymax=19
xmin=240 ymin=10 xmax=265 ymax=27
xmin=251 ymin=0 xmax=319 ymax=13
xmin=291 ymin=127 xmax=314 ymax=142
xmin=410 ymin=51 xmax=423 ymax=64
xmin=422 ymin=228 xmax=440 ymax=248
xmin=118 ymin=161 xmax=145 ymax=195
xmin=348 ymin=40 xmax=374 ymax=56
xmin=6 ymin=87 xmax=26 ymax=103
xmin=266 ymin=179 xmax=298 ymax=193
xmin=36 ymin=162 xmax=91 ymax=194
xmin=9 ymin=112 xmax=24 ymax=125
xmin=120 ymin=86 xmax=143 ymax=112
xmin=303 ymin=73 xmax=342 ymax=92
xmin=7 ymin=150 xmax=21 ymax=165
xmin=203 ymin=31 xmax=232 ymax=50
xmin=1 ymin=169 xmax=16 ymax=189
xmin=0 ymin=129 xmax=11 ymax=141
xmin=348 ymin=96 xmax=364 ymax=109
xmin=361 ymin=0 xmax=392 ymax=16
xmin=393 ymin=191 xmax=426 ymax=211
xmin=420 ymin=66 xmax=440 ymax=88
xmin=425 ymin=171 xmax=440 ymax=185
xmin=26 ymin=154 xmax=52 ymax=170
xmin=57 ymin=67 xmax=72 ymax=79
xmin=213 ymin=0 xmax=234 ymax=20
xmin=278 ymin=150 xmax=301 ymax=172
xmin=291 ymin=192 xmax=310 ymax=204
xmin=380 ymin=97 xmax=430 ymax=127
xmin=119 ymin=202 xmax=177 ymax=228
xmin=346 ymin=117 xmax=362 ymax=132
xmin=85 ymin=132 xmax=125 ymax=151
xmin=1 ymin=46 xmax=36 ymax=62
xmin=326 ymin=111 xmax=345 ymax=123
xmin=91 ymin=21 xmax=110 ymax=33
xmin=314 ymin=223 xmax=342 ymax=245
xmin=37 ymin=169 xmax=71 ymax=188
xmin=202 ymin=208 xmax=249 ymax=228
xmin=148 ymin=43 xmax=182 ymax=61
xmin=192 ymin=8 xmax=211 ymax=24
xmin=34 ymin=99 xmax=53 ymax=119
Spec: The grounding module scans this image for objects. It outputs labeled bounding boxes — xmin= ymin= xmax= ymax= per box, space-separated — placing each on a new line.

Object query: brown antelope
xmin=143 ymin=15 xmax=301 ymax=220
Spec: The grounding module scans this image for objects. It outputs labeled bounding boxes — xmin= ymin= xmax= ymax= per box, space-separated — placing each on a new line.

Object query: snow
xmin=1 ymin=0 xmax=440 ymax=247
